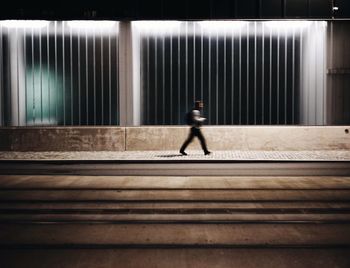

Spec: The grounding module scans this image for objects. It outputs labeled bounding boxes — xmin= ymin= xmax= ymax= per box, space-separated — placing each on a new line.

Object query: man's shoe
xmin=180 ymin=150 xmax=188 ymax=156
xmin=204 ymin=151 xmax=211 ymax=155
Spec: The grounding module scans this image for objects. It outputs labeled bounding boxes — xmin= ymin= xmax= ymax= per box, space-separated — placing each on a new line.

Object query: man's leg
xmin=180 ymin=128 xmax=195 ymax=155
xmin=196 ymin=129 xmax=211 ymax=155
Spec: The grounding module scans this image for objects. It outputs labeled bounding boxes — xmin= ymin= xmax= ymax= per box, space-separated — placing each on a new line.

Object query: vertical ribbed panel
xmin=327 ymin=21 xmax=350 ymax=125
xmin=0 ymin=20 xmax=332 ymax=127
xmin=138 ymin=21 xmax=327 ymax=125
xmin=0 ymin=25 xmax=3 ymax=126
xmin=0 ymin=21 xmax=120 ymax=126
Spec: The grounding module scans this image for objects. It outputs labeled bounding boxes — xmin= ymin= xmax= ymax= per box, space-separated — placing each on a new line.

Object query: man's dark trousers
xmin=180 ymin=127 xmax=209 ymax=153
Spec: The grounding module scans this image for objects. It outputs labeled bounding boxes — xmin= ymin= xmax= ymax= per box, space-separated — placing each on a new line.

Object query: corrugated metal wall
xmin=0 ymin=21 xmax=119 ymax=126
xmin=327 ymin=21 xmax=350 ymax=125
xmin=2 ymin=20 xmax=347 ymax=127
xmin=138 ymin=21 xmax=326 ymax=125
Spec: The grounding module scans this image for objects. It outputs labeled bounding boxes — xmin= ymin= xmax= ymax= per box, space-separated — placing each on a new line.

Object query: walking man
xmin=180 ymin=100 xmax=211 ymax=156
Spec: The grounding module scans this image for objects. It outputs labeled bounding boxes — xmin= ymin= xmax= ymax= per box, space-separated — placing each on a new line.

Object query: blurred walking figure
xmin=180 ymin=100 xmax=211 ymax=156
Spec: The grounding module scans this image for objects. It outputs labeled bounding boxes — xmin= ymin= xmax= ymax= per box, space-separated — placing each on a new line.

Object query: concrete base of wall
xmin=0 ymin=127 xmax=125 ymax=151
xmin=0 ymin=126 xmax=349 ymax=152
xmin=126 ymin=126 xmax=350 ymax=151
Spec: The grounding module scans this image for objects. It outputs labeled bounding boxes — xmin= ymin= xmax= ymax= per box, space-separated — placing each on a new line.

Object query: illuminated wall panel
xmin=0 ymin=20 xmax=120 ymax=126
xmin=136 ymin=21 xmax=327 ymax=125
xmin=0 ymin=20 xmax=333 ymax=127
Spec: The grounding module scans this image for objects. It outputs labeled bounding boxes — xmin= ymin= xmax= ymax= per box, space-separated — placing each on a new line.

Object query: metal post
xmin=0 ymin=26 xmax=3 ymax=126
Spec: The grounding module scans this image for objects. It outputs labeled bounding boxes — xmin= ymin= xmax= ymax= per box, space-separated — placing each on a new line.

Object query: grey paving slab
xmin=1 ymin=150 xmax=350 ymax=161
xmin=1 ymin=202 xmax=350 ymax=211
xmin=1 ymin=175 xmax=350 ymax=189
xmin=1 ymin=213 xmax=350 ymax=223
xmin=0 ymin=223 xmax=349 ymax=246
xmin=1 ymin=189 xmax=350 ymax=201
xmin=1 ymin=249 xmax=349 ymax=268
xmin=1 ymin=162 xmax=348 ymax=176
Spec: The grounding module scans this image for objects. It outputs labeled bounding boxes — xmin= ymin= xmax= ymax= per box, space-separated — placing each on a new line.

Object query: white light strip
xmin=133 ymin=21 xmax=182 ymax=30
xmin=0 ymin=20 xmax=49 ymax=28
xmin=264 ymin=21 xmax=313 ymax=29
xmin=198 ymin=21 xmax=247 ymax=30
xmin=67 ymin=20 xmax=117 ymax=29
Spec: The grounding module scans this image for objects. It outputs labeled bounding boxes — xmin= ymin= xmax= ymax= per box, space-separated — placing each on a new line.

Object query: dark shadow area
xmin=156 ymin=154 xmax=184 ymax=158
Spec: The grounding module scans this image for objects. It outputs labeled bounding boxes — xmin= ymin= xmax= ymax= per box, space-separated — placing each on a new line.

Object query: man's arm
xmin=192 ymin=110 xmax=206 ymax=122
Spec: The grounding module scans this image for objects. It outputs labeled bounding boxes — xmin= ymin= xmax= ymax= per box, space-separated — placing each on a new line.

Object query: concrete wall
xmin=0 ymin=126 xmax=349 ymax=151
xmin=0 ymin=127 xmax=125 ymax=151
xmin=126 ymin=126 xmax=350 ymax=151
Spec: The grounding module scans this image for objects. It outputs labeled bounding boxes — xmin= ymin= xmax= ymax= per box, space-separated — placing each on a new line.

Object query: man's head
xmin=195 ymin=100 xmax=204 ymax=110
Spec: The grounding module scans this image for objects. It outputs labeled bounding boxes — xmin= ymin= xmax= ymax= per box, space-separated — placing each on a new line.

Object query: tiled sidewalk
xmin=0 ymin=150 xmax=350 ymax=161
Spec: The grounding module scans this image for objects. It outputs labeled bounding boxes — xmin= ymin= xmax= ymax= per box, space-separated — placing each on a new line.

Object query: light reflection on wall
xmin=0 ymin=20 xmax=332 ymax=126
xmin=134 ymin=20 xmax=327 ymax=125
xmin=25 ymin=65 xmax=62 ymax=125
xmin=0 ymin=20 xmax=120 ymax=126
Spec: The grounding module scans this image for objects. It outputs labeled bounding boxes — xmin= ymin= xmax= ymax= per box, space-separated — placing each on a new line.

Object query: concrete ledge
xmin=0 ymin=126 xmax=349 ymax=152
xmin=126 ymin=126 xmax=350 ymax=151
xmin=0 ymin=127 xmax=125 ymax=151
